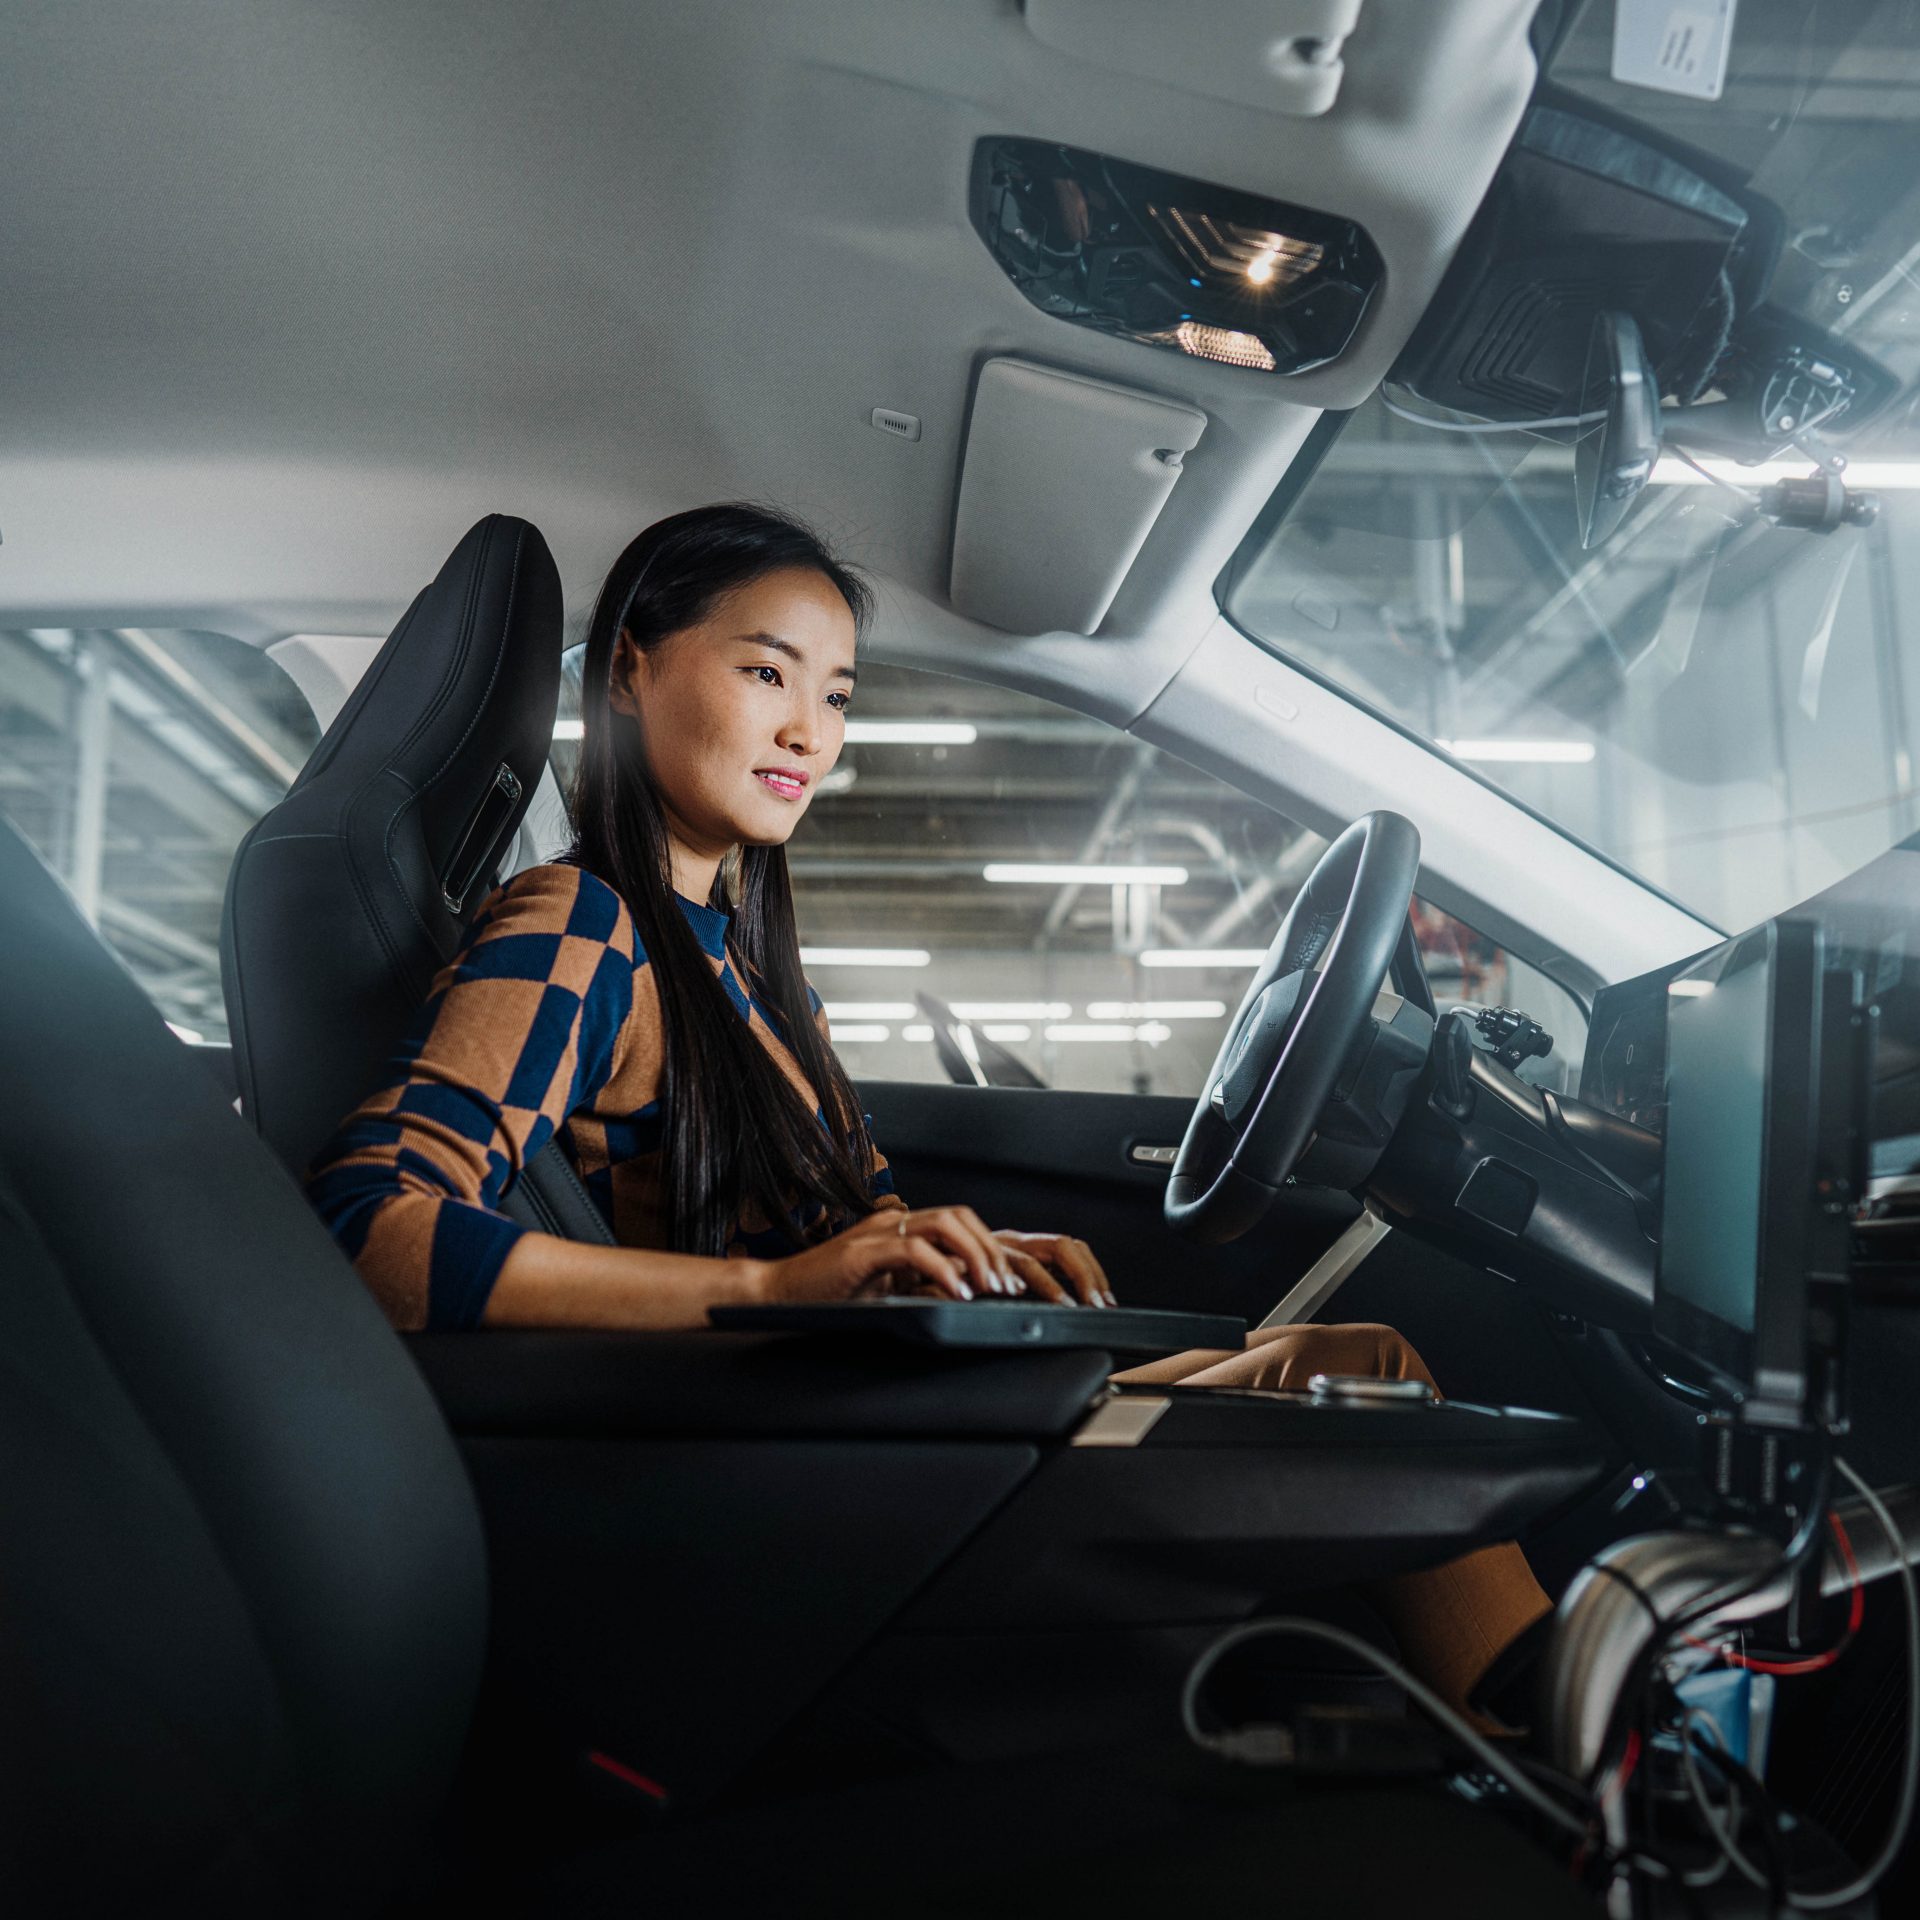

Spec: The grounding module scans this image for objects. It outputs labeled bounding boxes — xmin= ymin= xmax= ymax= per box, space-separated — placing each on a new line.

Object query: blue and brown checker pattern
xmin=305 ymin=861 xmax=903 ymax=1331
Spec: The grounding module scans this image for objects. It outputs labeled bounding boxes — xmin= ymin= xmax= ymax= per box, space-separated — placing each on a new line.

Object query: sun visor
xmin=949 ymin=359 xmax=1206 ymax=636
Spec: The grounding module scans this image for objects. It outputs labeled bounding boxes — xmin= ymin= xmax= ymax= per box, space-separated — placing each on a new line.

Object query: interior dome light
xmin=970 ymin=136 xmax=1382 ymax=376
xmin=1151 ymin=322 xmax=1277 ymax=371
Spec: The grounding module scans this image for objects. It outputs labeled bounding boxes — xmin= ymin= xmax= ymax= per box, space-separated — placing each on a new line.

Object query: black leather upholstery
xmin=0 ymin=819 xmax=488 ymax=1915
xmin=221 ymin=514 xmax=613 ymax=1244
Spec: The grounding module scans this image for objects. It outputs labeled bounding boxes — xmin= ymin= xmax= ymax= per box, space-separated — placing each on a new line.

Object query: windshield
xmin=1223 ymin=0 xmax=1920 ymax=935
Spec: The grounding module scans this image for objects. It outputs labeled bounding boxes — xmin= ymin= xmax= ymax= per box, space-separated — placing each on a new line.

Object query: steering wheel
xmin=1164 ymin=811 xmax=1422 ymax=1244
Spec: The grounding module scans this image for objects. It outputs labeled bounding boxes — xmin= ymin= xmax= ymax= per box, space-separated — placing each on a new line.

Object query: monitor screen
xmin=1659 ymin=940 xmax=1773 ymax=1341
xmin=1653 ymin=918 xmax=1858 ymax=1425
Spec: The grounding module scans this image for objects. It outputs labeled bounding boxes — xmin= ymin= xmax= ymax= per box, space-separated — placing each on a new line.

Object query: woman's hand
xmin=991 ymin=1229 xmax=1115 ymax=1307
xmin=756 ymin=1203 xmax=1018 ymax=1305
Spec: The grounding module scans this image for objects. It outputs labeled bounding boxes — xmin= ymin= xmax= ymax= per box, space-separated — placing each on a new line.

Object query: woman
xmin=306 ymin=502 xmax=1547 ymax=1721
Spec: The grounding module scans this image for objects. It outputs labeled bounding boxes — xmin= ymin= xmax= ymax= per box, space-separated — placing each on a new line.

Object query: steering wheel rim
xmin=1164 ymin=811 xmax=1421 ymax=1244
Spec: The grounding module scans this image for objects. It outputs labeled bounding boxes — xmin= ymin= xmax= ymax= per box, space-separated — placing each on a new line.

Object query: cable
xmin=1587 ymin=1456 xmax=1837 ymax=1795
xmin=1589 ymin=1558 xmax=1670 ymax=1631
xmin=1790 ymin=1460 xmax=1920 ymax=1911
xmin=1672 ymin=1463 xmax=1918 ymax=1910
xmin=1680 ymin=1706 xmax=1775 ymax=1898
xmin=1380 ymin=391 xmax=1607 ymax=435
xmin=1180 ymin=1615 xmax=1594 ymax=1839
xmin=1681 ymin=1510 xmax=1866 ymax=1677
xmin=1663 ymin=439 xmax=1762 ymax=503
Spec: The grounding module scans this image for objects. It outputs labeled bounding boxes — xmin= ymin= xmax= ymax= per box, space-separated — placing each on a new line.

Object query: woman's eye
xmin=827 ymin=691 xmax=851 ymax=712
xmin=749 ymin=664 xmax=781 ymax=686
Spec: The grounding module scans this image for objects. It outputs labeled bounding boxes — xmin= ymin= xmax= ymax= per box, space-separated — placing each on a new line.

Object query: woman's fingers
xmin=837 ymin=1213 xmax=1116 ymax=1310
xmin=906 ymin=1206 xmax=1017 ymax=1296
xmin=1050 ymin=1235 xmax=1115 ymax=1307
xmin=954 ymin=1205 xmax=1020 ymax=1294
xmin=992 ymin=1228 xmax=1116 ymax=1307
xmin=1004 ymin=1248 xmax=1070 ymax=1304
xmin=877 ymin=1232 xmax=974 ymax=1300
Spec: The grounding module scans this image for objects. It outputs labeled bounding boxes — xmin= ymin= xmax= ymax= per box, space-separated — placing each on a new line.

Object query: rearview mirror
xmin=1575 ymin=311 xmax=1662 ymax=550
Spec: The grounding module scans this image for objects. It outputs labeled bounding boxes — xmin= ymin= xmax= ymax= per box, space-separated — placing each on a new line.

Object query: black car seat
xmin=0 ymin=816 xmax=489 ymax=1916
xmin=220 ymin=513 xmax=612 ymax=1244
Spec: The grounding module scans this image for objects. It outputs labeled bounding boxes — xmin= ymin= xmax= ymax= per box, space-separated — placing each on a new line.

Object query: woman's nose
xmin=776 ymin=707 xmax=817 ymax=757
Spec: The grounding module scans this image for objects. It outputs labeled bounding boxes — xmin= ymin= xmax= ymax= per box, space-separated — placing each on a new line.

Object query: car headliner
xmin=2 ymin=0 xmax=1539 ymax=700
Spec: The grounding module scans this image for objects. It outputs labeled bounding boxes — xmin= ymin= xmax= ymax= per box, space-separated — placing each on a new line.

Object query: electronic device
xmin=1578 ymin=951 xmax=1704 ymax=1137
xmin=1653 ymin=918 xmax=1868 ymax=1430
xmin=710 ymin=1298 xmax=1246 ymax=1354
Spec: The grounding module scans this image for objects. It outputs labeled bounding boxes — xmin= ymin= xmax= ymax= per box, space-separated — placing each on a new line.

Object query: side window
xmin=0 ymin=628 xmax=319 ymax=1044
xmin=1411 ymin=898 xmax=1589 ymax=1093
xmin=783 ymin=661 xmax=1323 ymax=1096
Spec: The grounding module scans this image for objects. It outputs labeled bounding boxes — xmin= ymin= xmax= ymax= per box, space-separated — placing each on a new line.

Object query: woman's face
xmin=608 ymin=565 xmax=856 ymax=872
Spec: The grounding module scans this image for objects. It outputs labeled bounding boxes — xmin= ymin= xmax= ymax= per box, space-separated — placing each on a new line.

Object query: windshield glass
xmin=1223 ymin=0 xmax=1920 ymax=934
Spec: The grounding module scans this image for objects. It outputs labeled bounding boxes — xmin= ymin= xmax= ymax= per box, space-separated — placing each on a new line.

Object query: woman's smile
xmin=754 ymin=766 xmax=810 ymax=802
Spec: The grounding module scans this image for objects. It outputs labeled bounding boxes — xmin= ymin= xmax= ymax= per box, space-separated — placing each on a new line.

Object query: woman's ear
xmin=607 ymin=631 xmax=642 ymax=718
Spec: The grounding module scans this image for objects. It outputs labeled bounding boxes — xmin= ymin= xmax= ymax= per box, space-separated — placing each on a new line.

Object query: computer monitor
xmin=1655 ymin=918 xmax=1863 ymax=1429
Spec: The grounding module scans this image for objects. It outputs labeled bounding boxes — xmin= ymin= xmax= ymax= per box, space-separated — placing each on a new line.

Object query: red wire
xmin=1604 ymin=1727 xmax=1643 ymax=1803
xmin=1832 ymin=1509 xmax=1867 ymax=1632
xmin=1683 ymin=1509 xmax=1866 ymax=1676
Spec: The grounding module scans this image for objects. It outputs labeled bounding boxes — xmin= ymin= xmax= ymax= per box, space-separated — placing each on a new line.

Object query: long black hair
xmin=564 ymin=502 xmax=882 ymax=1257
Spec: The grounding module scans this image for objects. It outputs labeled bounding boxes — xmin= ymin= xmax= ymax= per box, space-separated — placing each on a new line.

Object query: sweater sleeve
xmin=807 ymin=979 xmax=906 ymax=1215
xmin=305 ymin=864 xmax=639 ymax=1330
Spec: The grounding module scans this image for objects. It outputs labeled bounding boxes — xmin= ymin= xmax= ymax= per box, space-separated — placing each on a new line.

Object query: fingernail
xmin=984 ymin=1273 xmax=1004 ymax=1294
xmin=955 ymin=1280 xmax=973 ymax=1299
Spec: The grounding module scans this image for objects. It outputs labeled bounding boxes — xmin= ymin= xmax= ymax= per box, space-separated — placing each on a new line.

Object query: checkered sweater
xmin=305 ymin=862 xmax=904 ymax=1330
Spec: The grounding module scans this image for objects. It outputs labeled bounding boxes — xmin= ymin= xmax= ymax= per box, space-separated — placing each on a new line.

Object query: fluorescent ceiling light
xmin=1668 ymin=978 xmax=1716 ymax=998
xmin=166 ymin=1021 xmax=205 ymax=1044
xmin=844 ymin=721 xmax=978 ymax=744
xmin=1438 ymin=739 xmax=1595 ymax=764
xmin=981 ymin=1024 xmax=1032 ymax=1042
xmin=902 ymin=1023 xmax=935 ymax=1042
xmin=821 ymin=1001 xmax=917 ymax=1021
xmin=983 ymin=863 xmax=1188 ymax=886
xmin=1652 ymin=456 xmax=1920 ymax=490
xmin=1139 ymin=948 xmax=1266 ymax=969
xmin=801 ymin=947 xmax=931 ymax=967
xmin=828 ymin=1023 xmax=890 ymax=1043
xmin=949 ymin=1001 xmax=1071 ymax=1021
xmin=1086 ymin=1000 xmax=1226 ymax=1020
xmin=1045 ymin=1022 xmax=1171 ymax=1045
xmin=552 ymin=717 xmax=584 ymax=740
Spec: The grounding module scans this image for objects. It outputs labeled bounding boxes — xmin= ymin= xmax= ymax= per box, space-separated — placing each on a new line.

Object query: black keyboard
xmin=709 ymin=1298 xmax=1246 ymax=1353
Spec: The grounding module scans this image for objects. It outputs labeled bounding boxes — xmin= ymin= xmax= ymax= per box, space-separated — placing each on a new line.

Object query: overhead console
xmin=970 ymin=136 xmax=1384 ymax=380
